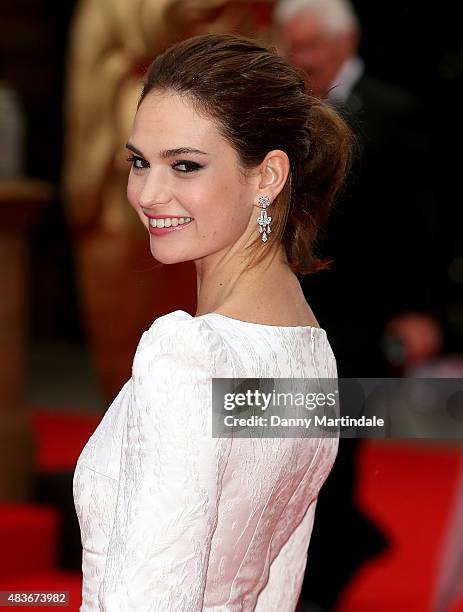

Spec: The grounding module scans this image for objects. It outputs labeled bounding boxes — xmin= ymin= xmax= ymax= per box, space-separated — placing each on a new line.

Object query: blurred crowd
xmin=0 ymin=0 xmax=462 ymax=610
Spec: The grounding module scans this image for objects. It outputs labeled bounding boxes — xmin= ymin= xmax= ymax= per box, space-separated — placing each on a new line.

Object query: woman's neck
xmin=194 ymin=245 xmax=302 ymax=319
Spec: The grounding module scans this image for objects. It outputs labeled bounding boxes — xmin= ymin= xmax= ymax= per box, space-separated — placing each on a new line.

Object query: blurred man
xmin=274 ymin=0 xmax=432 ymax=377
xmin=274 ymin=1 xmax=433 ymax=610
xmin=275 ymin=0 xmax=361 ymax=101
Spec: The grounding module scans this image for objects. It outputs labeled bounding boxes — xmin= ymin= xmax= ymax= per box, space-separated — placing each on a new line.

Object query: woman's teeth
xmin=149 ymin=217 xmax=193 ymax=228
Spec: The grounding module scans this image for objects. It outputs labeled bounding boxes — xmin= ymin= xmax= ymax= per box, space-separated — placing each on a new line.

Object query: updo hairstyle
xmin=137 ymin=33 xmax=354 ymax=274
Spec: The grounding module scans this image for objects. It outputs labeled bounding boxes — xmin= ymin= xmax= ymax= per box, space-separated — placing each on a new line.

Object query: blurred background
xmin=0 ymin=0 xmax=462 ymax=610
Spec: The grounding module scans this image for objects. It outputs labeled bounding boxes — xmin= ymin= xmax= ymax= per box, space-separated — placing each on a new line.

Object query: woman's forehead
xmin=135 ymin=91 xmax=198 ymax=127
xmin=131 ymin=92 xmax=227 ymax=155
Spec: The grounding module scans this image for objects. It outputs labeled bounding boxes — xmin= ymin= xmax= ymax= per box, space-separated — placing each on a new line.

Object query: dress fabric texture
xmin=73 ymin=309 xmax=339 ymax=611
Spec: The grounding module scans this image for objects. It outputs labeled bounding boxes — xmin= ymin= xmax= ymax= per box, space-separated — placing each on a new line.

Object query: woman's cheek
xmin=127 ymin=182 xmax=149 ymax=229
xmin=228 ymin=206 xmax=251 ymax=236
xmin=126 ymin=180 xmax=139 ymax=211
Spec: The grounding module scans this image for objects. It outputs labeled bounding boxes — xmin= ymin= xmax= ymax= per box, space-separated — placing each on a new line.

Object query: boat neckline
xmin=173 ymin=310 xmax=326 ymax=333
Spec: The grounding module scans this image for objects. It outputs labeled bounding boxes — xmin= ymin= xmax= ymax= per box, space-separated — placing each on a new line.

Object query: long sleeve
xmin=97 ymin=317 xmax=234 ymax=611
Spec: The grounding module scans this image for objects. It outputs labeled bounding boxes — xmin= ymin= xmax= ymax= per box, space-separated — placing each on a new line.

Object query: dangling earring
xmin=257 ymin=195 xmax=272 ymax=243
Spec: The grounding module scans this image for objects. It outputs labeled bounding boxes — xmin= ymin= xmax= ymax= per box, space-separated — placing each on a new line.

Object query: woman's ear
xmin=257 ymin=149 xmax=290 ymax=201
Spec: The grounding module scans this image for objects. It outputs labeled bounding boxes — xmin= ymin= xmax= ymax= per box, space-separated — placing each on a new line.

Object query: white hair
xmin=273 ymin=0 xmax=360 ymax=35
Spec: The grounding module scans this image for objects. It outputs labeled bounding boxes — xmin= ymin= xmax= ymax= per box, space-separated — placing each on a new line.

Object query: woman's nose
xmin=138 ymin=170 xmax=171 ymax=207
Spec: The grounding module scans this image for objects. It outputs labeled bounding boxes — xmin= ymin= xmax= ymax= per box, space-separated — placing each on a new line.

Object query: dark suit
xmin=299 ymin=73 xmax=433 ymax=610
xmin=303 ymin=72 xmax=433 ymax=377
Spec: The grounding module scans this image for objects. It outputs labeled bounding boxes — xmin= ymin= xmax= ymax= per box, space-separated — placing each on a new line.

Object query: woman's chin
xmin=149 ymin=245 xmax=191 ymax=266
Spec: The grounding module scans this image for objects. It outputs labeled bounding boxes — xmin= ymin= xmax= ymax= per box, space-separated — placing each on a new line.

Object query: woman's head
xmin=127 ymin=33 xmax=353 ymax=274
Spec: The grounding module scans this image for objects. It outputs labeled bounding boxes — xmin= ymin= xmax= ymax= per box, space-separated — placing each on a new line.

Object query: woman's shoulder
xmin=139 ymin=309 xmax=223 ymax=348
xmin=132 ymin=310 xmax=233 ymax=377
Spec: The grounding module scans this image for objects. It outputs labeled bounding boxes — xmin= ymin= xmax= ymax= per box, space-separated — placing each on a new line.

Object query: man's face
xmin=278 ymin=9 xmax=355 ymax=97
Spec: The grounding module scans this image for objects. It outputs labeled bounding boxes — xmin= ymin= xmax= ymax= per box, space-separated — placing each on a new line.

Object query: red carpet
xmin=28 ymin=408 xmax=100 ymax=472
xmin=0 ymin=504 xmax=60 ymax=576
xmin=4 ymin=409 xmax=463 ymax=611
xmin=337 ymin=440 xmax=463 ymax=612
xmin=0 ymin=571 xmax=82 ymax=611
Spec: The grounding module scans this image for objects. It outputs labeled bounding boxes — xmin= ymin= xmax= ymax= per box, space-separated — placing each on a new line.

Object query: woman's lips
xmin=147 ymin=217 xmax=194 ymax=236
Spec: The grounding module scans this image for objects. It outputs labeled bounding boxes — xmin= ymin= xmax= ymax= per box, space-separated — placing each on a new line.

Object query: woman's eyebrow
xmin=160 ymin=147 xmax=209 ymax=158
xmin=125 ymin=143 xmax=209 ymax=158
xmin=125 ymin=142 xmax=145 ymax=157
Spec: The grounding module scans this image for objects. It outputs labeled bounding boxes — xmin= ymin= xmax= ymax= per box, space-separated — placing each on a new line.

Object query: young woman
xmin=73 ymin=33 xmax=352 ymax=611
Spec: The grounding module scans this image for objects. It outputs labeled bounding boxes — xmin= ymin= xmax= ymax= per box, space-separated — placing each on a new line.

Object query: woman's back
xmin=74 ymin=310 xmax=338 ymax=611
xmin=190 ymin=311 xmax=338 ymax=610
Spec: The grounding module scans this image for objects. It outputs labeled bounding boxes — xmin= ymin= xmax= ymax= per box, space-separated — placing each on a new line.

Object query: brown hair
xmin=137 ymin=33 xmax=354 ymax=275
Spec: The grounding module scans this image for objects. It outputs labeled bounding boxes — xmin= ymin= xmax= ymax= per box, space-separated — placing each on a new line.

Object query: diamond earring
xmin=257 ymin=195 xmax=272 ymax=243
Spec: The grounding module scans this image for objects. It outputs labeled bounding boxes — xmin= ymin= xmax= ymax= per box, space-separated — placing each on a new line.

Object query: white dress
xmin=73 ymin=309 xmax=339 ymax=611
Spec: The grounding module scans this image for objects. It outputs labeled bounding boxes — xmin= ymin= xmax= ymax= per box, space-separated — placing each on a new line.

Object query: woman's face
xmin=126 ymin=89 xmax=258 ymax=265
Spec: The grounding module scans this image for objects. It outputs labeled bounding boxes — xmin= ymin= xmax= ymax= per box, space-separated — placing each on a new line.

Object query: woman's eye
xmin=126 ymin=155 xmax=148 ymax=170
xmin=126 ymin=155 xmax=201 ymax=173
xmin=172 ymin=160 xmax=202 ymax=173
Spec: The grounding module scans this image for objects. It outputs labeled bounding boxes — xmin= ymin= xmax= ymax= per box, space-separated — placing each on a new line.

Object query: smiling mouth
xmin=148 ymin=217 xmax=194 ymax=228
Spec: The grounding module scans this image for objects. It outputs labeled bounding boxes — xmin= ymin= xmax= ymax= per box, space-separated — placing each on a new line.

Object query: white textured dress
xmin=73 ymin=309 xmax=339 ymax=611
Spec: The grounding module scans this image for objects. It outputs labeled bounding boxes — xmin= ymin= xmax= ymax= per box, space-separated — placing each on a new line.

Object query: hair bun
xmin=139 ymin=33 xmax=355 ymax=275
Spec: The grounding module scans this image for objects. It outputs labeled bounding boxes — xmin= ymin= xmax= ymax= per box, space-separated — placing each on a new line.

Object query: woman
xmin=73 ymin=33 xmax=353 ymax=611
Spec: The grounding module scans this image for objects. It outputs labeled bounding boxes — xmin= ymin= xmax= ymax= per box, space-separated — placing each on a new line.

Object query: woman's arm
xmin=98 ymin=319 xmax=233 ymax=611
